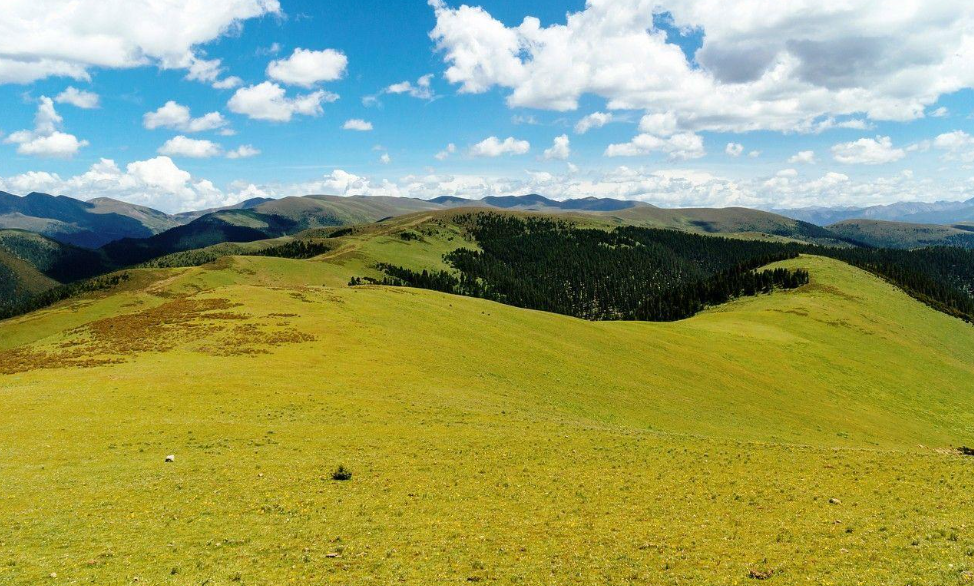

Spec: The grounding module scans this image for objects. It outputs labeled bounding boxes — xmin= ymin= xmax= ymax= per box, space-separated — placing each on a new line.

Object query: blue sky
xmin=1 ymin=0 xmax=973 ymax=213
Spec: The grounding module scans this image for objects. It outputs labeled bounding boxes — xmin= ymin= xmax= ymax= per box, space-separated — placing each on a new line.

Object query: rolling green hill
xmin=599 ymin=205 xmax=848 ymax=245
xmin=429 ymin=195 xmax=849 ymax=245
xmin=97 ymin=196 xmax=444 ymax=267
xmin=828 ymin=219 xmax=974 ymax=249
xmin=1 ymin=211 xmax=973 ymax=584
xmin=0 ymin=229 xmax=113 ymax=310
xmin=0 ymin=248 xmax=57 ymax=309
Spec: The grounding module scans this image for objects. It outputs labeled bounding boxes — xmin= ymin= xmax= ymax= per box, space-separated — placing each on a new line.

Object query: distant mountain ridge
xmin=430 ymin=193 xmax=645 ymax=212
xmin=0 ymin=191 xmax=181 ymax=248
xmin=776 ymin=197 xmax=974 ymax=226
xmin=826 ymin=219 xmax=974 ymax=249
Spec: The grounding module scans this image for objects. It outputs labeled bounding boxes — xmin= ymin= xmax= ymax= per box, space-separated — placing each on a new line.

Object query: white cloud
xmin=0 ymin=157 xmax=236 ymax=213
xmin=143 ymin=101 xmax=227 ymax=133
xmin=574 ymin=112 xmax=612 ymax=134
xmin=605 ymin=131 xmax=705 ymax=160
xmin=435 ymin=143 xmax=457 ymax=161
xmin=226 ymin=145 xmax=261 ymax=159
xmin=54 ymin=87 xmax=99 ymax=109
xmin=0 ymin=0 xmax=280 ymax=84
xmin=543 ymin=134 xmax=571 ymax=160
xmin=469 ymin=136 xmax=530 ymax=157
xmin=212 ymin=76 xmax=243 ymax=90
xmin=788 ymin=150 xmax=817 ymax=164
xmin=929 ymin=130 xmax=974 ymax=163
xmin=228 ymin=82 xmax=336 ymax=122
xmin=380 ymin=153 xmax=391 ymax=164
xmin=158 ymin=136 xmax=223 ymax=158
xmin=365 ymin=74 xmax=436 ymax=106
xmin=831 ymin=136 xmax=906 ymax=165
xmin=512 ymin=114 xmax=539 ymax=125
xmin=930 ymin=106 xmax=949 ymax=118
xmin=7 ymin=159 xmax=970 ymax=215
xmin=428 ymin=0 xmax=974 ymax=133
xmin=4 ymin=97 xmax=88 ymax=158
xmin=386 ymin=74 xmax=435 ymax=99
xmin=638 ymin=112 xmax=679 ymax=136
xmin=343 ymin=119 xmax=374 ymax=131
xmin=725 ymin=142 xmax=744 ymax=157
xmin=266 ymin=48 xmax=348 ymax=87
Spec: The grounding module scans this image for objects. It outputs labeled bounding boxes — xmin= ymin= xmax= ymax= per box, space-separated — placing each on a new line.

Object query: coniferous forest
xmin=368 ymin=213 xmax=974 ymax=323
xmin=370 ymin=214 xmax=809 ymax=321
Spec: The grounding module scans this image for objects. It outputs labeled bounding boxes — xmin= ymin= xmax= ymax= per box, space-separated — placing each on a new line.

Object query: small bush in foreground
xmin=331 ymin=465 xmax=352 ymax=481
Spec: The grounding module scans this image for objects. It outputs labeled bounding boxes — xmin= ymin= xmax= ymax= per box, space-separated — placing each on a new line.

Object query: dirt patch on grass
xmin=0 ymin=296 xmax=319 ymax=374
xmin=202 ymin=323 xmax=316 ymax=356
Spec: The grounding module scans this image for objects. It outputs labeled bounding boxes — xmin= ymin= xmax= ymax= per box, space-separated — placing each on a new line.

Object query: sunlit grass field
xmin=2 ymin=223 xmax=974 ymax=584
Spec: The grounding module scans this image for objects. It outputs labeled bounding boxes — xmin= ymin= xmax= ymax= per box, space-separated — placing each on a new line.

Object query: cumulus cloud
xmin=143 ymin=101 xmax=228 ymax=133
xmin=6 ymin=159 xmax=967 ymax=215
xmin=428 ymin=0 xmax=974 ymax=133
xmin=380 ymin=153 xmax=392 ymax=164
xmin=343 ymin=119 xmax=374 ymax=131
xmin=212 ymin=76 xmax=243 ymax=90
xmin=228 ymin=82 xmax=336 ymax=122
xmin=158 ymin=136 xmax=223 ymax=158
xmin=469 ymin=136 xmax=530 ymax=157
xmin=364 ymin=74 xmax=436 ymax=106
xmin=54 ymin=87 xmax=100 ymax=109
xmin=605 ymin=131 xmax=705 ymax=160
xmin=4 ymin=96 xmax=88 ymax=158
xmin=543 ymin=134 xmax=571 ymax=160
xmin=725 ymin=143 xmax=744 ymax=157
xmin=435 ymin=143 xmax=457 ymax=161
xmin=788 ymin=150 xmax=817 ymax=164
xmin=266 ymin=48 xmax=348 ymax=87
xmin=574 ymin=112 xmax=612 ymax=134
xmin=831 ymin=136 xmax=906 ymax=165
xmin=0 ymin=157 xmax=236 ymax=213
xmin=928 ymin=130 xmax=974 ymax=163
xmin=386 ymin=74 xmax=435 ymax=99
xmin=0 ymin=0 xmax=280 ymax=84
xmin=226 ymin=145 xmax=261 ymax=159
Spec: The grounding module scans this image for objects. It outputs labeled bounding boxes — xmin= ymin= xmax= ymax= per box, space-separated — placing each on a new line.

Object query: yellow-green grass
xmin=1 ymin=251 xmax=974 ymax=585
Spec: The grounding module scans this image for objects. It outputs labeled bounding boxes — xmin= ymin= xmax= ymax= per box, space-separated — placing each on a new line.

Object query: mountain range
xmin=775 ymin=197 xmax=974 ymax=226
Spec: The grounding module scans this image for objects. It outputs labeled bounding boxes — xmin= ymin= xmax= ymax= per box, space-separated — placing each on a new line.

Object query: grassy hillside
xmin=0 ymin=248 xmax=57 ymax=309
xmin=597 ymin=205 xmax=847 ymax=245
xmin=252 ymin=194 xmax=441 ymax=227
xmin=2 ymin=216 xmax=974 ymax=584
xmin=828 ymin=219 xmax=974 ymax=249
xmin=0 ymin=229 xmax=114 ymax=310
xmin=99 ymin=209 xmax=300 ymax=266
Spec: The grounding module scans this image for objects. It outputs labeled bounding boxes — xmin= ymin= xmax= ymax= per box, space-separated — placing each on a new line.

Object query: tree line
xmin=360 ymin=213 xmax=974 ymax=323
xmin=361 ymin=214 xmax=810 ymax=321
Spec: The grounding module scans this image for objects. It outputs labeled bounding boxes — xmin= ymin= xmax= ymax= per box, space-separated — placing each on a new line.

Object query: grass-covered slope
xmin=0 ymin=248 xmax=57 ymax=309
xmin=828 ymin=219 xmax=974 ymax=249
xmin=0 ymin=229 xmax=114 ymax=310
xmin=2 ymin=237 xmax=974 ymax=584
xmin=597 ymin=205 xmax=848 ymax=245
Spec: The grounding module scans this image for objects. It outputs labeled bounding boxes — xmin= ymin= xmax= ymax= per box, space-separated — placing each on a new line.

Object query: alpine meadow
xmin=2 ymin=1 xmax=974 ymax=585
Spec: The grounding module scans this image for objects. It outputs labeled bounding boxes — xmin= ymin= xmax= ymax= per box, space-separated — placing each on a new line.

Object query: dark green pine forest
xmin=368 ymin=213 xmax=974 ymax=323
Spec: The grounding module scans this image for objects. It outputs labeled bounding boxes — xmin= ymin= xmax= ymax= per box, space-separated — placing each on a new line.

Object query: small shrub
xmin=959 ymin=446 xmax=974 ymax=457
xmin=399 ymin=231 xmax=421 ymax=242
xmin=331 ymin=465 xmax=352 ymax=481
